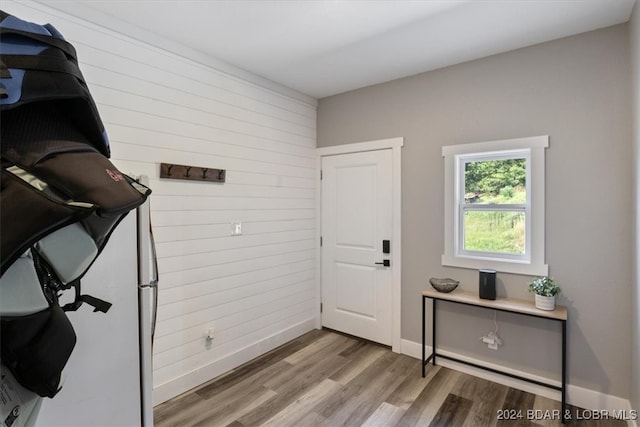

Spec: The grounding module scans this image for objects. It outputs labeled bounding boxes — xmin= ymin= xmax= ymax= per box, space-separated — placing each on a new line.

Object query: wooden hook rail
xmin=160 ymin=163 xmax=226 ymax=183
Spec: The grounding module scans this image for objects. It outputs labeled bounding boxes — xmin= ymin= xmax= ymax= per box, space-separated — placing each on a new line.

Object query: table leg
xmin=432 ymin=298 xmax=437 ymax=366
xmin=561 ymin=319 xmax=567 ymax=424
xmin=422 ymin=295 xmax=426 ymax=377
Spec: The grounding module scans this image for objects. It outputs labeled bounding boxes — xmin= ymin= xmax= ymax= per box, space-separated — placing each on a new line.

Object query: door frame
xmin=316 ymin=137 xmax=403 ymax=353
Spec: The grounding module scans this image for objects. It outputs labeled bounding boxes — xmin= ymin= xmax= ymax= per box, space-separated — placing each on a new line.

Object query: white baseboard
xmin=152 ymin=317 xmax=316 ymax=406
xmin=401 ymin=339 xmax=637 ymax=427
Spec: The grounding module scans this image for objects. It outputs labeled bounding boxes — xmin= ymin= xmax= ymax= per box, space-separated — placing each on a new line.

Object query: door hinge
xmin=320 ymin=170 xmax=323 ymax=180
xmin=320 ymin=236 xmax=323 ymax=247
xmin=320 ymin=302 xmax=323 ymax=313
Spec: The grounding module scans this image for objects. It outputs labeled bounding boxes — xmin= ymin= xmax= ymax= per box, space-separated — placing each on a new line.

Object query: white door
xmin=321 ymin=149 xmax=393 ymax=345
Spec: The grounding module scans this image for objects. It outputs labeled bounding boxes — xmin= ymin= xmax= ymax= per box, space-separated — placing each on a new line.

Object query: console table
xmin=421 ymin=289 xmax=568 ymax=423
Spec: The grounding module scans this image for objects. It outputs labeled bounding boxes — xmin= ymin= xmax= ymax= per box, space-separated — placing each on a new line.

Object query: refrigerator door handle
xmin=147 ymin=219 xmax=159 ymax=342
xmin=148 ymin=209 xmax=159 ymax=287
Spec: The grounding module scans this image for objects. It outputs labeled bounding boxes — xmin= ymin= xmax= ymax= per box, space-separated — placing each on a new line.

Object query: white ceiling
xmin=40 ymin=0 xmax=636 ymax=99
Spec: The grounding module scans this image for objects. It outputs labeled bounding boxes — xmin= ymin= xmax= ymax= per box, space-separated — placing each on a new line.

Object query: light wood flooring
xmin=154 ymin=329 xmax=626 ymax=427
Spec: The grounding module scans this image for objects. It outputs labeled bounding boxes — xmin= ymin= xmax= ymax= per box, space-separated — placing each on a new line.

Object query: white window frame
xmin=442 ymin=136 xmax=549 ymax=276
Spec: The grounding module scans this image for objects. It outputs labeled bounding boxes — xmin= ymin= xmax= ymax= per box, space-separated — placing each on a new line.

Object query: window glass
xmin=463 ymin=210 xmax=526 ymax=255
xmin=461 ymin=157 xmax=527 ymax=256
xmin=464 ymin=158 xmax=526 ymax=205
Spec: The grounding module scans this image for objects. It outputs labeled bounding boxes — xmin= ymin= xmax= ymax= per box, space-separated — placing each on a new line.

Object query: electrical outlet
xmin=480 ymin=332 xmax=502 ymax=350
xmin=231 ymin=221 xmax=242 ymax=236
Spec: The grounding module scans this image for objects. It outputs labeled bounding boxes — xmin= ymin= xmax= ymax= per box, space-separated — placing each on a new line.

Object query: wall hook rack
xmin=160 ymin=162 xmax=225 ymax=183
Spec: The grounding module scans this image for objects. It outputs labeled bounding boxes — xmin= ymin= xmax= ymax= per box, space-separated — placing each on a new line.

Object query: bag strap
xmin=31 ymin=248 xmax=63 ymax=305
xmin=1 ymin=54 xmax=85 ymax=82
xmin=62 ymin=278 xmax=112 ymax=314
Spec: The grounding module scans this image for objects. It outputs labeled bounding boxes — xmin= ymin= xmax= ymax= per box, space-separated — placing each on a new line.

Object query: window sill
xmin=441 ymin=254 xmax=549 ymax=277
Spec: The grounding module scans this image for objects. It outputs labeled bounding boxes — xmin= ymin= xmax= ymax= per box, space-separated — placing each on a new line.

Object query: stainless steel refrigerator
xmin=35 ymin=176 xmax=158 ymax=427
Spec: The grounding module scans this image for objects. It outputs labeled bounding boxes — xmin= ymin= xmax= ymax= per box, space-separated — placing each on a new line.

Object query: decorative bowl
xmin=429 ymin=278 xmax=459 ymax=293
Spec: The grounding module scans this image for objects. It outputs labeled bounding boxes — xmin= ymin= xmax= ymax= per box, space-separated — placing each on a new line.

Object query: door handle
xmin=375 ymin=259 xmax=391 ymax=267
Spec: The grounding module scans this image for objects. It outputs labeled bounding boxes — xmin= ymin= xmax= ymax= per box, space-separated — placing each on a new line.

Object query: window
xmin=442 ymin=136 xmax=549 ymax=276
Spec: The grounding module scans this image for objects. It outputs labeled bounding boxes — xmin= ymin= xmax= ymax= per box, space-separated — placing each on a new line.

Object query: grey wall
xmin=318 ymin=25 xmax=632 ymax=399
xmin=630 ymin=0 xmax=640 ymax=413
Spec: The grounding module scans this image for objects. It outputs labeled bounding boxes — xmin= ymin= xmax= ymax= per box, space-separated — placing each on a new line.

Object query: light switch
xmin=231 ymin=222 xmax=242 ymax=236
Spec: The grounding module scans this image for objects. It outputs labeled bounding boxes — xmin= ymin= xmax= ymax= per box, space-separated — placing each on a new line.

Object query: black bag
xmin=0 ymin=11 xmax=152 ymax=398
xmin=1 ymin=305 xmax=77 ymax=398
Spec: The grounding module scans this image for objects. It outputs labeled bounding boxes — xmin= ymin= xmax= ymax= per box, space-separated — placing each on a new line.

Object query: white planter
xmin=535 ymin=294 xmax=555 ymax=311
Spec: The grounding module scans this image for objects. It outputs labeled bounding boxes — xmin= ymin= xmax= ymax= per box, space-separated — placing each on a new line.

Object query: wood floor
xmin=154 ymin=329 xmax=626 ymax=427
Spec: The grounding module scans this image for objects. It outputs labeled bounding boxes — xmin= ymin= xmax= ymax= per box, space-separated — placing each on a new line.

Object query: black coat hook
xmin=160 ymin=163 xmax=225 ymax=183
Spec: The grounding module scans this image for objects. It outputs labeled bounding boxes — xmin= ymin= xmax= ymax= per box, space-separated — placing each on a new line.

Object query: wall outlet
xmin=231 ymin=221 xmax=242 ymax=236
xmin=480 ymin=332 xmax=502 ymax=350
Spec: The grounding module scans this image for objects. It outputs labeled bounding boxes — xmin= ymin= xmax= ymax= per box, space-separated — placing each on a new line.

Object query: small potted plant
xmin=528 ymin=276 xmax=561 ymax=311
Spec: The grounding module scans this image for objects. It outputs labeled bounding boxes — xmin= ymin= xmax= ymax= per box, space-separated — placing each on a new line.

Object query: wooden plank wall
xmin=5 ymin=1 xmax=318 ymax=404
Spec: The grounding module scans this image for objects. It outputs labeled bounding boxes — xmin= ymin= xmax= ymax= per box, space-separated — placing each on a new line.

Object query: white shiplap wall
xmin=5 ymin=1 xmax=318 ymax=404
